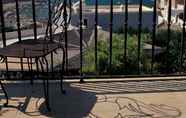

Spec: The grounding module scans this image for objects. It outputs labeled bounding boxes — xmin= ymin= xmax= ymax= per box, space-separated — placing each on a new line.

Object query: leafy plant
xmin=154 ymin=29 xmax=183 ymax=73
xmin=83 ymin=32 xmax=149 ymax=75
xmin=83 ymin=27 xmax=185 ymax=75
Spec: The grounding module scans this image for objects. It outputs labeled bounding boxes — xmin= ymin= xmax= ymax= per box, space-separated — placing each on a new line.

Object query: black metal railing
xmin=1 ymin=0 xmax=186 ymax=80
xmin=79 ymin=0 xmax=83 ymax=82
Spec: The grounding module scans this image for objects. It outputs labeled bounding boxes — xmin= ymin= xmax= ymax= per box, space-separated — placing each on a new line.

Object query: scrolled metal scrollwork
xmin=44 ymin=0 xmax=72 ymax=42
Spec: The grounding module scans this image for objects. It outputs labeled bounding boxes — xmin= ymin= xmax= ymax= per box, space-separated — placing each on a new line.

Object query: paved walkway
xmin=1 ymin=80 xmax=186 ymax=118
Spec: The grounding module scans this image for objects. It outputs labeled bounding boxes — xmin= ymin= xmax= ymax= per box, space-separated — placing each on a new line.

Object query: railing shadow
xmin=70 ymin=80 xmax=184 ymax=118
xmin=71 ymin=80 xmax=186 ymax=94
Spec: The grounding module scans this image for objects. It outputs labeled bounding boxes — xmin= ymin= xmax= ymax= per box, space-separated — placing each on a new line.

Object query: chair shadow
xmin=0 ymin=82 xmax=97 ymax=118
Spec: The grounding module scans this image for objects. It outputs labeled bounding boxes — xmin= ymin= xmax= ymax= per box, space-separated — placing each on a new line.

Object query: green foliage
xmin=83 ymin=27 xmax=184 ymax=75
xmin=83 ymin=33 xmax=149 ymax=75
xmin=155 ymin=29 xmax=183 ymax=73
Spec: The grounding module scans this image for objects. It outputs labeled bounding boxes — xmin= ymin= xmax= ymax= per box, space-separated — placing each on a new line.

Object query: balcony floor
xmin=1 ymin=79 xmax=186 ymax=118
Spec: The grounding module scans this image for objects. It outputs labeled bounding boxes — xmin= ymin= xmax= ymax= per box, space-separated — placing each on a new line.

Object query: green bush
xmin=83 ymin=33 xmax=150 ymax=75
xmin=83 ymin=27 xmax=184 ymax=75
xmin=154 ymin=29 xmax=183 ymax=73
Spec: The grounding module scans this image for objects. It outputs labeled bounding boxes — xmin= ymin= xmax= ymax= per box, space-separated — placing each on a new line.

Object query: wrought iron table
xmin=0 ymin=39 xmax=65 ymax=111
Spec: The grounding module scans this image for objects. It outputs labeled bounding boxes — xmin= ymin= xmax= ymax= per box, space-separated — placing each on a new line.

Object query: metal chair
xmin=0 ymin=0 xmax=71 ymax=111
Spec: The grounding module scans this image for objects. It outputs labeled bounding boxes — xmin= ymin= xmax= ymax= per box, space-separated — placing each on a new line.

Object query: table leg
xmin=20 ymin=58 xmax=24 ymax=80
xmin=27 ymin=58 xmax=33 ymax=85
xmin=42 ymin=79 xmax=51 ymax=111
xmin=0 ymin=81 xmax=8 ymax=106
xmin=35 ymin=58 xmax=39 ymax=79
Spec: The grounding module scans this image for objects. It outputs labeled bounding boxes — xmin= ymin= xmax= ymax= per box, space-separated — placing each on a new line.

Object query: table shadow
xmin=0 ymin=82 xmax=97 ymax=118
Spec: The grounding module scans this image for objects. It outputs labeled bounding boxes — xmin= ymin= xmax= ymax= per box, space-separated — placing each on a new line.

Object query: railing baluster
xmin=167 ymin=0 xmax=172 ymax=74
xmin=48 ymin=0 xmax=54 ymax=77
xmin=151 ymin=0 xmax=157 ymax=74
xmin=80 ymin=0 xmax=84 ymax=82
xmin=15 ymin=0 xmax=23 ymax=72
xmin=64 ymin=0 xmax=68 ymax=72
xmin=124 ymin=0 xmax=128 ymax=74
xmin=31 ymin=0 xmax=38 ymax=81
xmin=138 ymin=0 xmax=143 ymax=74
xmin=0 ymin=0 xmax=9 ymax=78
xmin=32 ymin=0 xmax=37 ymax=40
xmin=48 ymin=0 xmax=52 ymax=41
xmin=0 ymin=0 xmax=6 ymax=47
xmin=109 ymin=0 xmax=113 ymax=74
xmin=95 ymin=0 xmax=98 ymax=74
xmin=180 ymin=0 xmax=186 ymax=73
xmin=15 ymin=0 xmax=21 ymax=42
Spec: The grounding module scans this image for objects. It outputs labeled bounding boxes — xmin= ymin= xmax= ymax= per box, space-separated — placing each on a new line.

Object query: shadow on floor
xmin=1 ymin=79 xmax=186 ymax=118
xmin=0 ymin=82 xmax=97 ymax=118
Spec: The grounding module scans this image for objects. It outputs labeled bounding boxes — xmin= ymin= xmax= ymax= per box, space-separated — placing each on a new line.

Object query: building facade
xmin=158 ymin=0 xmax=184 ymax=26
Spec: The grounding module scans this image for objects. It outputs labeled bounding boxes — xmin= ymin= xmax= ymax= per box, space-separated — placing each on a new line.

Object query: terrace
xmin=1 ymin=0 xmax=186 ymax=117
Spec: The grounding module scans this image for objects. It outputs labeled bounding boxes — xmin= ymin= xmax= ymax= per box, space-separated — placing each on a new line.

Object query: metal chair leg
xmin=43 ymin=79 xmax=51 ymax=111
xmin=46 ymin=78 xmax=51 ymax=111
xmin=44 ymin=57 xmax=51 ymax=111
xmin=0 ymin=81 xmax=8 ymax=106
xmin=27 ymin=58 xmax=33 ymax=85
xmin=39 ymin=57 xmax=51 ymax=111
